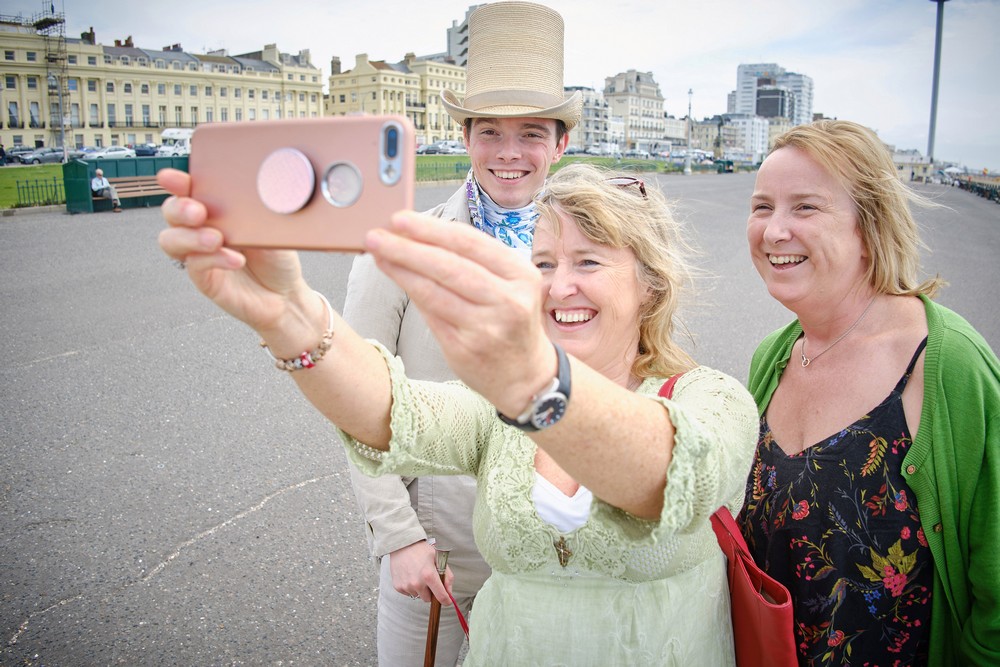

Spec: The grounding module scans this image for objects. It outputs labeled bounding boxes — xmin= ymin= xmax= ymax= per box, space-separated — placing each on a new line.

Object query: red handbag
xmin=659 ymin=375 xmax=797 ymax=667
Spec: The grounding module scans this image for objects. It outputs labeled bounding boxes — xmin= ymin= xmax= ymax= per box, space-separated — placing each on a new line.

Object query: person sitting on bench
xmin=91 ymin=168 xmax=122 ymax=212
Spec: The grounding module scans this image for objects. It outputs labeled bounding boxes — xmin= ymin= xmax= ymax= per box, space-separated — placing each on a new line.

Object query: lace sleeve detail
xmin=590 ymin=367 xmax=758 ymax=547
xmin=339 ymin=341 xmax=497 ymax=478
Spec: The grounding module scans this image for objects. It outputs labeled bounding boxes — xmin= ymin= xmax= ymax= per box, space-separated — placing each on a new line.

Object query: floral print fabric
xmin=740 ymin=339 xmax=932 ymax=666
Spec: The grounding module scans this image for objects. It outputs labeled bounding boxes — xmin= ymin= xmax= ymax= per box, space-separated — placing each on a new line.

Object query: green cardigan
xmin=747 ymin=295 xmax=1000 ymax=665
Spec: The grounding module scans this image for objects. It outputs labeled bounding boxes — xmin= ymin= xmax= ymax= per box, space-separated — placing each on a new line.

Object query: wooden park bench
xmin=92 ymin=175 xmax=169 ymax=211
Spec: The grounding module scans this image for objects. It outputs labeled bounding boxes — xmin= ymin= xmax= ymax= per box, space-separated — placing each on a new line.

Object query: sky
xmin=9 ymin=0 xmax=999 ymax=171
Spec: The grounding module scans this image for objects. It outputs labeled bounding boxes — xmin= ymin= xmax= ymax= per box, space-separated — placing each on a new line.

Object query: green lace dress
xmin=342 ymin=344 xmax=758 ymax=666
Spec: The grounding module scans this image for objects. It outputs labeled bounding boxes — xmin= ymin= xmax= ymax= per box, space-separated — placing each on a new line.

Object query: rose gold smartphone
xmin=189 ymin=115 xmax=415 ymax=252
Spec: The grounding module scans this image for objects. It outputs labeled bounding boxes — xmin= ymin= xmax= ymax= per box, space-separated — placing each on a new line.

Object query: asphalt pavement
xmin=1 ymin=173 xmax=997 ymax=666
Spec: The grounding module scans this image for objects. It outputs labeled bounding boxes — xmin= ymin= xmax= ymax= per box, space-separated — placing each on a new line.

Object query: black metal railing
xmin=16 ymin=177 xmax=65 ymax=207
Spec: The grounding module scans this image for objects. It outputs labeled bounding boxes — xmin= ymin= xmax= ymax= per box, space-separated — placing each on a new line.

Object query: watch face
xmin=530 ymin=394 xmax=568 ymax=430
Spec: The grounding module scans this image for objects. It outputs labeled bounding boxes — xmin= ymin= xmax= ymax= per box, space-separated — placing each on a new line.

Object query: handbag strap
xmin=658 ymin=373 xmax=684 ymax=399
xmin=659 ymin=374 xmax=754 ymax=558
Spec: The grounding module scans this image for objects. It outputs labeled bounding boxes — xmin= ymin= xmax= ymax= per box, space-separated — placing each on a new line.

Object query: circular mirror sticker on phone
xmin=322 ymin=162 xmax=363 ymax=208
xmin=257 ymin=147 xmax=315 ymax=214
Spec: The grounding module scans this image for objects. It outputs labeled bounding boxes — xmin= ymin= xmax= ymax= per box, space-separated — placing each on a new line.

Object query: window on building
xmin=220 ymin=108 xmax=228 ymax=122
xmin=88 ymin=79 xmax=97 ymax=92
xmin=3 ymin=50 xmax=13 ymax=61
xmin=141 ymin=83 xmax=149 ymax=94
xmin=205 ymin=108 xmax=213 ymax=122
xmin=248 ymin=89 xmax=255 ymax=99
xmin=70 ymin=103 xmax=80 ymax=127
xmin=287 ymin=74 xmax=293 ymax=80
xmin=68 ymin=78 xmax=78 ymax=92
xmin=4 ymin=75 xmax=15 ymax=90
xmin=89 ymin=103 xmax=99 ymax=126
xmin=311 ymin=94 xmax=317 ymax=103
xmin=248 ymin=109 xmax=256 ymax=121
xmin=219 ymin=87 xmax=227 ymax=97
xmin=173 ymin=61 xmax=181 ymax=70
xmin=205 ymin=86 xmax=212 ymax=96
xmin=174 ymin=106 xmax=182 ymax=125
xmin=27 ymin=76 xmax=38 ymax=90
xmin=121 ymin=56 xmax=130 ymax=66
xmin=26 ymin=51 xmax=37 ymax=62
xmin=339 ymin=94 xmax=345 ymax=104
xmin=190 ymin=106 xmax=198 ymax=123
xmin=107 ymin=82 xmax=115 ymax=93
xmin=142 ymin=104 xmax=151 ymax=125
xmin=174 ymin=84 xmax=181 ymax=95
xmin=235 ymin=88 xmax=242 ymax=99
xmin=262 ymin=109 xmax=269 ymax=120
xmin=125 ymin=104 xmax=134 ymax=126
xmin=261 ymin=90 xmax=268 ymax=100
xmin=124 ymin=83 xmax=133 ymax=94
xmin=7 ymin=101 xmax=20 ymax=127
xmin=29 ymin=101 xmax=41 ymax=128
xmin=158 ymin=83 xmax=165 ymax=95
xmin=107 ymin=104 xmax=117 ymax=127
xmin=158 ymin=105 xmax=166 ymax=125
xmin=189 ymin=85 xmax=197 ymax=96
xmin=88 ymin=56 xmax=97 ymax=66
xmin=235 ymin=108 xmax=242 ymax=121
xmin=68 ymin=55 xmax=77 ymax=65
xmin=104 ymin=55 xmax=112 ymax=65
xmin=156 ymin=60 xmax=166 ymax=69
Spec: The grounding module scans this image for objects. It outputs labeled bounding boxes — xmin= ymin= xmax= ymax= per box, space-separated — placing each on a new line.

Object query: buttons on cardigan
xmin=933 ymin=523 xmax=943 ymax=533
xmin=905 ymin=464 xmax=916 ymax=475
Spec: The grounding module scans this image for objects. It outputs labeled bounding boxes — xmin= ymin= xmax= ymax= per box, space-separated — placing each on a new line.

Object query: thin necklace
xmin=800 ymin=296 xmax=877 ymax=368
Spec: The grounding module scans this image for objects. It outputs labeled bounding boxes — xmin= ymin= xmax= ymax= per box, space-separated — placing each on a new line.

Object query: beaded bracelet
xmin=260 ymin=291 xmax=336 ymax=372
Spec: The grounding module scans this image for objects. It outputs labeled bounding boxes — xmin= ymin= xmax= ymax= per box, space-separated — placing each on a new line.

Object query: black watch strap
xmin=497 ymin=343 xmax=572 ymax=431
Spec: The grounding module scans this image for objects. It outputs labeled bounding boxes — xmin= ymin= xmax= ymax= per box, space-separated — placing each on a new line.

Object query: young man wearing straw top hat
xmin=340 ymin=2 xmax=581 ymax=664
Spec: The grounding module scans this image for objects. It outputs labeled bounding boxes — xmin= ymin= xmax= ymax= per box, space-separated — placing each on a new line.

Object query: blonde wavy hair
xmin=771 ymin=120 xmax=943 ymax=297
xmin=534 ymin=163 xmax=696 ymax=379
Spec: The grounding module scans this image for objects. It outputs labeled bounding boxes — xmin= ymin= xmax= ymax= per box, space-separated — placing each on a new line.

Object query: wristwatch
xmin=498 ymin=343 xmax=572 ymax=431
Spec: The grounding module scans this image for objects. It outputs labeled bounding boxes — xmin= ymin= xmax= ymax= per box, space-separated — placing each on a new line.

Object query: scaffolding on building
xmin=33 ymin=6 xmax=68 ymax=149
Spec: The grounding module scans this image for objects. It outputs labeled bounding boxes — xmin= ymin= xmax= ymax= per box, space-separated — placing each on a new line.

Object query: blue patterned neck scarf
xmin=464 ymin=168 xmax=539 ymax=259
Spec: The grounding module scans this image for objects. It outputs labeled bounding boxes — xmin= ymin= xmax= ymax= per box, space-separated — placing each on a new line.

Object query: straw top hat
xmin=441 ymin=1 xmax=582 ymax=130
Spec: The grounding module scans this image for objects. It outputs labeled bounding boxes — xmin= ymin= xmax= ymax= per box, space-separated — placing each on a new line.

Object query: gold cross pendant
xmin=554 ymin=536 xmax=573 ymax=568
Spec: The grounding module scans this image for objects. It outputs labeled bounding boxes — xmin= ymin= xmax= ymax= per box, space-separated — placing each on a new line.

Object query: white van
xmin=157 ymin=128 xmax=193 ymax=157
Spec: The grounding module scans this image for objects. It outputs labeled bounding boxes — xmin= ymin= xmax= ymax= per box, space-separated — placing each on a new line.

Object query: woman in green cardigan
xmin=738 ymin=119 xmax=999 ymax=665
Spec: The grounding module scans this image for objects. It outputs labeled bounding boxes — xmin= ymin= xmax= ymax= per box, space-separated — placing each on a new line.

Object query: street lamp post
xmin=47 ymin=73 xmax=68 ymax=162
xmin=683 ymin=88 xmax=693 ymax=175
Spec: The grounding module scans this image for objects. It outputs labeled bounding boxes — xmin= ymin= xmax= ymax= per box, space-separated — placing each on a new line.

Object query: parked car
xmin=624 ymin=149 xmax=650 ymax=159
xmin=20 ymin=147 xmax=66 ymax=164
xmin=68 ymin=146 xmax=99 ymax=160
xmin=6 ymin=145 xmax=36 ymax=163
xmin=88 ymin=146 xmax=137 ymax=159
xmin=564 ymin=146 xmax=586 ymax=155
xmin=132 ymin=143 xmax=158 ymax=157
xmin=419 ymin=140 xmax=465 ymax=155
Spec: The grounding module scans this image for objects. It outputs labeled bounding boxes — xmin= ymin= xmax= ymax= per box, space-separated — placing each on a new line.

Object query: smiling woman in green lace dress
xmin=158 ymin=163 xmax=757 ymax=665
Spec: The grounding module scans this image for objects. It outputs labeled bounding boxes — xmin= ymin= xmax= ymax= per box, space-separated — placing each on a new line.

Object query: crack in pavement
xmin=5 ymin=472 xmax=339 ymax=649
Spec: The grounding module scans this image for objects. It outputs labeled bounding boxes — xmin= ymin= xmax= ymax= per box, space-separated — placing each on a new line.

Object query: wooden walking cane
xmin=423 ymin=545 xmax=451 ymax=667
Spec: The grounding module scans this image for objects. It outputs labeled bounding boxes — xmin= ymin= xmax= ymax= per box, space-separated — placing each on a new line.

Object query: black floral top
xmin=740 ymin=339 xmax=932 ymax=666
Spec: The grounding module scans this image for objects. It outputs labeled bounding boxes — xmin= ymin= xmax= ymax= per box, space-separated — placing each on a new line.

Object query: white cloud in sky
xmin=9 ymin=0 xmax=999 ymax=169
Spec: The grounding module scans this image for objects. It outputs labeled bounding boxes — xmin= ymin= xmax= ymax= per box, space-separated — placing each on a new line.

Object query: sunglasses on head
xmin=606 ymin=176 xmax=647 ymax=198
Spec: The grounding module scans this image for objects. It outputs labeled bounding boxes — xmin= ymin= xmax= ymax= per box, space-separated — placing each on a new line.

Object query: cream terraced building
xmin=324 ymin=52 xmax=465 ymax=147
xmin=1 ymin=11 xmax=322 ymax=151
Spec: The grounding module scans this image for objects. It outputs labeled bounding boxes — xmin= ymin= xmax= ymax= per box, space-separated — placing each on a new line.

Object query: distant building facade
xmin=1 ymin=9 xmax=321 ymax=150
xmin=603 ymin=69 xmax=666 ymax=154
xmin=324 ymin=52 xmax=465 ymax=146
xmin=733 ymin=63 xmax=813 ymax=127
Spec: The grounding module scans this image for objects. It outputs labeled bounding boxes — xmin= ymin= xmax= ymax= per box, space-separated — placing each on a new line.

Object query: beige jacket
xmin=340 ymin=184 xmax=491 ymax=597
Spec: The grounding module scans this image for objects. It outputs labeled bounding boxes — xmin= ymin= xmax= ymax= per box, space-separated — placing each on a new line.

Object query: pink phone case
xmin=189 ymin=116 xmax=415 ymax=252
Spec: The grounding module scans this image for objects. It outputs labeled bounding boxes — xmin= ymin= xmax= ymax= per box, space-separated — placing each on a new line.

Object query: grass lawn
xmin=0 ymin=156 xmax=694 ymax=210
xmin=0 ymin=163 xmax=63 ymax=209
